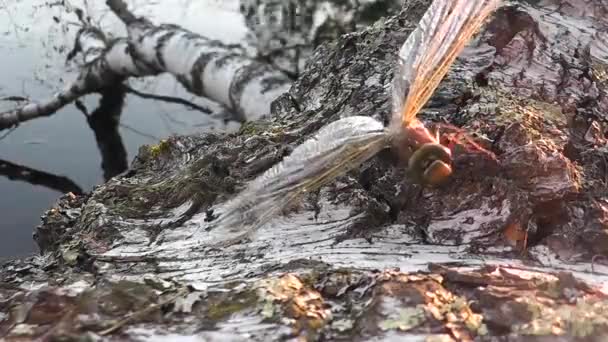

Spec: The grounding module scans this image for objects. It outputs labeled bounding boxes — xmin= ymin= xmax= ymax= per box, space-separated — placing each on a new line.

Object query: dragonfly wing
xmin=208 ymin=116 xmax=388 ymax=246
xmin=391 ymin=0 xmax=501 ymax=128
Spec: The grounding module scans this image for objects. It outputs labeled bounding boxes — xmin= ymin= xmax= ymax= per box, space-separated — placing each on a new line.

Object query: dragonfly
xmin=207 ymin=0 xmax=502 ymax=246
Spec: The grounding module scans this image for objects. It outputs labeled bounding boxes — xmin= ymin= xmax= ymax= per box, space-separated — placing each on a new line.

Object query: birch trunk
xmin=2 ymin=0 xmax=608 ymax=341
xmin=107 ymin=0 xmax=292 ymax=122
xmin=0 ymin=27 xmax=156 ymax=130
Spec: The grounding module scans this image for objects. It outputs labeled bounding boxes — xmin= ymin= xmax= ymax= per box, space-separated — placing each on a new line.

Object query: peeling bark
xmin=2 ymin=0 xmax=608 ymax=340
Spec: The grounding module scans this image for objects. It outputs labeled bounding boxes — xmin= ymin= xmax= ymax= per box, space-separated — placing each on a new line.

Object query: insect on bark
xmin=208 ymin=0 xmax=502 ymax=246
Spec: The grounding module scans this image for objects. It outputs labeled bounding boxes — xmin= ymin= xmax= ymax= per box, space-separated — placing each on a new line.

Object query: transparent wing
xmin=208 ymin=116 xmax=388 ymax=246
xmin=391 ymin=0 xmax=501 ymax=127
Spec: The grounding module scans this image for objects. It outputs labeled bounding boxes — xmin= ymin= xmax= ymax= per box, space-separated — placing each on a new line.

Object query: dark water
xmin=0 ymin=0 xmax=245 ymax=257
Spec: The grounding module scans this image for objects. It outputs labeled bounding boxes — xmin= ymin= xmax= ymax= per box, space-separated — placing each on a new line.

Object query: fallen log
xmin=0 ymin=1 xmax=402 ymax=132
xmin=0 ymin=27 xmax=156 ymax=130
xmin=2 ymin=0 xmax=608 ymax=340
xmin=107 ymin=0 xmax=293 ymax=122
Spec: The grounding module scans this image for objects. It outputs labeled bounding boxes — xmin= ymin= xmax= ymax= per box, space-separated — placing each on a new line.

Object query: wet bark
xmin=2 ymin=0 xmax=608 ymax=341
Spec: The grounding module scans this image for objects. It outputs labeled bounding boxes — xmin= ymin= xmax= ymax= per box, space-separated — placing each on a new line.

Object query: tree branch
xmin=122 ymin=85 xmax=213 ymax=115
xmin=105 ymin=0 xmax=138 ymax=25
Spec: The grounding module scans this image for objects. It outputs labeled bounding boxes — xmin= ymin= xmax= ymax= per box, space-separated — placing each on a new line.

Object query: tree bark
xmin=2 ymin=0 xmax=608 ymax=340
xmin=0 ymin=27 xmax=156 ymax=130
xmin=107 ymin=0 xmax=292 ymax=122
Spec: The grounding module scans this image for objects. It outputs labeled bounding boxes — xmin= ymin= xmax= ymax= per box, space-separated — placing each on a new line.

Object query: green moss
xmin=96 ymin=280 xmax=158 ymax=317
xmin=238 ymin=121 xmax=271 ymax=135
xmin=148 ymin=139 xmax=172 ymax=159
xmin=237 ymin=121 xmax=287 ymax=140
xmin=591 ymin=60 xmax=608 ymax=86
xmin=102 ymin=151 xmax=232 ymax=220
xmin=473 ymin=87 xmax=566 ymax=127
xmin=206 ymin=290 xmax=259 ymax=321
xmin=261 ymin=297 xmax=278 ymax=320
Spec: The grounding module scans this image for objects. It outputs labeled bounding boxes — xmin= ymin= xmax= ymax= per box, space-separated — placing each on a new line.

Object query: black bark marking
xmin=153 ymin=30 xmax=178 ymax=71
xmin=260 ymin=75 xmax=291 ymax=94
xmin=189 ymin=51 xmax=221 ymax=96
xmin=229 ymin=62 xmax=289 ymax=119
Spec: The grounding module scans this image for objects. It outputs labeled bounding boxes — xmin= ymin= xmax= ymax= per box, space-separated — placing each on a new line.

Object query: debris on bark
xmin=2 ymin=0 xmax=608 ymax=340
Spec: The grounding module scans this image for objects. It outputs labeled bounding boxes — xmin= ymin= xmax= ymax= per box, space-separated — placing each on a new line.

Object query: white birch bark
xmin=107 ymin=0 xmax=292 ymax=122
xmin=0 ymin=27 xmax=157 ymax=130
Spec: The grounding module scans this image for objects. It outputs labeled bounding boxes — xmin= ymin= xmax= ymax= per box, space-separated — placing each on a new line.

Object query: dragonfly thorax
xmin=392 ymin=119 xmax=453 ymax=186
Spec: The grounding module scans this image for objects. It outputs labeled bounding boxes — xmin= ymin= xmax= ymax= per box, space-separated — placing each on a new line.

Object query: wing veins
xmin=393 ymin=0 xmax=500 ymax=127
xmin=210 ymin=136 xmax=388 ymax=246
xmin=412 ymin=2 xmax=496 ymax=118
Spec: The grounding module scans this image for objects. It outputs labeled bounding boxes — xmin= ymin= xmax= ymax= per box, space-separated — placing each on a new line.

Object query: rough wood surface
xmin=2 ymin=0 xmax=608 ymax=340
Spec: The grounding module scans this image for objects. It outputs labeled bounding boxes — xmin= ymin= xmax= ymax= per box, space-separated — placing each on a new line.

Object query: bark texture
xmin=2 ymin=0 xmax=608 ymax=341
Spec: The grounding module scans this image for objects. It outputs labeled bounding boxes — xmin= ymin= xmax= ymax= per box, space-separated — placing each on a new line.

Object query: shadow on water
xmin=0 ymin=85 xmax=131 ymax=258
xmin=82 ymin=86 xmax=129 ymax=182
xmin=0 ymin=0 xmax=246 ymax=257
xmin=0 ymin=159 xmax=83 ymax=195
